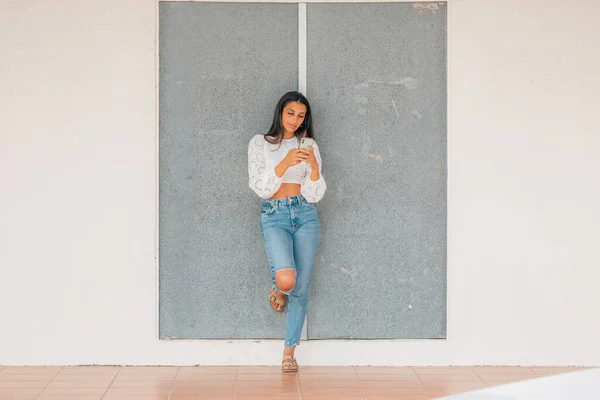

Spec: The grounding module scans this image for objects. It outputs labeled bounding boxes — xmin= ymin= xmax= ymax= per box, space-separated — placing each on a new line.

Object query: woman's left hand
xmin=299 ymin=146 xmax=318 ymax=169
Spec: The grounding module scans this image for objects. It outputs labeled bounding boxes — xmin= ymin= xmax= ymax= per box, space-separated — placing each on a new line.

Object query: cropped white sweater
xmin=247 ymin=134 xmax=327 ymax=203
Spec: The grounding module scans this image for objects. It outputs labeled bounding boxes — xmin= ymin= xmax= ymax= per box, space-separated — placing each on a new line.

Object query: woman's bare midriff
xmin=269 ymin=183 xmax=301 ymax=200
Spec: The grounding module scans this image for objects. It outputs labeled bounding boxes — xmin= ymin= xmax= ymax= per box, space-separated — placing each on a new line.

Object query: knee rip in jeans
xmin=275 ymin=268 xmax=296 ymax=294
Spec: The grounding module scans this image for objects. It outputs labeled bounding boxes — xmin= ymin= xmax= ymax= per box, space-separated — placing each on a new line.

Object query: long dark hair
xmin=264 ymin=91 xmax=314 ymax=146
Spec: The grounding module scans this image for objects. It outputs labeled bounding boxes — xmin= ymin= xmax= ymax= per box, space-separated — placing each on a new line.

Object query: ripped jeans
xmin=260 ymin=194 xmax=321 ymax=348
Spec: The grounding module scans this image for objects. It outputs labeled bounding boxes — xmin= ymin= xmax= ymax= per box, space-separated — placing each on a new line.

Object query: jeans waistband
xmin=262 ymin=194 xmax=307 ymax=208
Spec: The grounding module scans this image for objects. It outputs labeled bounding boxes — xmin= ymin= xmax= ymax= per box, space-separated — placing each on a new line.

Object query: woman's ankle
xmin=283 ymin=346 xmax=296 ymax=358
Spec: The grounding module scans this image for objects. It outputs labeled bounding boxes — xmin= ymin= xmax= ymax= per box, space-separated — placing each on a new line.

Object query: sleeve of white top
xmin=248 ymin=135 xmax=283 ymax=199
xmin=301 ymin=141 xmax=327 ymax=203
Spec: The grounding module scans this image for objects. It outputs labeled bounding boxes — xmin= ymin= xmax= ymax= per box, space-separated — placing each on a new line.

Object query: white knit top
xmin=247 ymin=134 xmax=327 ymax=203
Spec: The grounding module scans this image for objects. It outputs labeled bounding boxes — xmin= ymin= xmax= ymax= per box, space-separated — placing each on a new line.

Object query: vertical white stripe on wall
xmin=298 ymin=3 xmax=307 ymax=95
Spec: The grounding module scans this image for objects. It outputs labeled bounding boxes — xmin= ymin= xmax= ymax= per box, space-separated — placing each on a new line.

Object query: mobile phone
xmin=298 ymin=137 xmax=314 ymax=150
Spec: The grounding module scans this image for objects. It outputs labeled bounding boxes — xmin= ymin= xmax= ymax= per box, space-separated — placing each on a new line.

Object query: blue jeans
xmin=260 ymin=194 xmax=321 ymax=348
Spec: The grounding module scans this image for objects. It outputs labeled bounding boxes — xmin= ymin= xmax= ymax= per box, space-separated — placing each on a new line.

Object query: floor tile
xmin=234 ymin=385 xmax=298 ymax=393
xmin=360 ymin=381 xmax=425 ymax=389
xmin=355 ymin=367 xmax=417 ymax=375
xmin=236 ymin=373 xmax=297 ymax=381
xmin=60 ymin=366 xmax=120 ymax=374
xmin=530 ymin=366 xmax=586 ymax=375
xmin=300 ymin=366 xmax=357 ymax=374
xmin=0 ymin=387 xmax=45 ymax=396
xmin=234 ymin=396 xmax=299 ymax=400
xmin=357 ymin=374 xmax=422 ymax=381
xmin=427 ymin=383 xmax=487 ymax=398
xmin=101 ymin=396 xmax=169 ymax=400
xmin=103 ymin=386 xmax=172 ymax=395
xmin=419 ymin=374 xmax=483 ymax=384
xmin=237 ymin=366 xmax=284 ymax=374
xmin=170 ymin=396 xmax=233 ymax=400
xmin=52 ymin=373 xmax=115 ymax=382
xmin=0 ymin=374 xmax=54 ymax=381
xmin=236 ymin=380 xmax=297 ymax=388
xmin=420 ymin=377 xmax=484 ymax=386
xmin=472 ymin=366 xmax=534 ymax=375
xmin=299 ymin=380 xmax=363 ymax=388
xmin=174 ymin=373 xmax=236 ymax=381
xmin=110 ymin=380 xmax=173 ymax=388
xmin=479 ymin=375 xmax=537 ymax=385
xmin=170 ymin=386 xmax=235 ymax=395
xmin=0 ymin=367 xmax=61 ymax=375
xmin=173 ymin=380 xmax=235 ymax=388
xmin=298 ymin=373 xmax=359 ymax=381
xmin=178 ymin=366 xmax=237 ymax=374
xmin=112 ymin=374 xmax=176 ymax=382
xmin=0 ymin=380 xmax=49 ymax=388
xmin=37 ymin=396 xmax=103 ymax=400
xmin=414 ymin=367 xmax=475 ymax=375
xmin=367 ymin=395 xmax=430 ymax=400
xmin=46 ymin=380 xmax=112 ymax=388
xmin=300 ymin=386 xmax=367 ymax=396
xmin=301 ymin=396 xmax=365 ymax=400
xmin=40 ymin=387 xmax=107 ymax=395
xmin=363 ymin=386 xmax=430 ymax=395
xmin=119 ymin=367 xmax=179 ymax=374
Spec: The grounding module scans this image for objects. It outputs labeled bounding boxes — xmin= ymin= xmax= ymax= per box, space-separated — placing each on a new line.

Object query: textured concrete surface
xmin=306 ymin=3 xmax=447 ymax=339
xmin=159 ymin=2 xmax=298 ymax=339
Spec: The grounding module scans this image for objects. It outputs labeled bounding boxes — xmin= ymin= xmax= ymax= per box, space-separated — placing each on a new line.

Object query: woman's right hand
xmin=275 ymin=149 xmax=309 ymax=178
xmin=281 ymin=149 xmax=308 ymax=168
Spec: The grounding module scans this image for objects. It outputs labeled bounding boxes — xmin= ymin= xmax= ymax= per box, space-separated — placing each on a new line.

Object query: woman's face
xmin=281 ymin=101 xmax=307 ymax=134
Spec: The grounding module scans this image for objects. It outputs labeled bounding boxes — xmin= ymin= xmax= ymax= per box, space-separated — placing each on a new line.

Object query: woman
xmin=248 ymin=91 xmax=326 ymax=372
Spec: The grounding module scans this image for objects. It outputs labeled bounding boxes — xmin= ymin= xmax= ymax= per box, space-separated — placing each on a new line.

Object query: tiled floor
xmin=0 ymin=365 xmax=588 ymax=400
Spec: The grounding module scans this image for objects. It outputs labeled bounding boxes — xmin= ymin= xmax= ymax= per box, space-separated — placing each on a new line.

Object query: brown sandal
xmin=269 ymin=286 xmax=287 ymax=312
xmin=281 ymin=355 xmax=298 ymax=373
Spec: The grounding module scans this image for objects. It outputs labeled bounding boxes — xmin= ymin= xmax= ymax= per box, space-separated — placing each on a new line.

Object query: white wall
xmin=1 ymin=0 xmax=599 ymax=366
